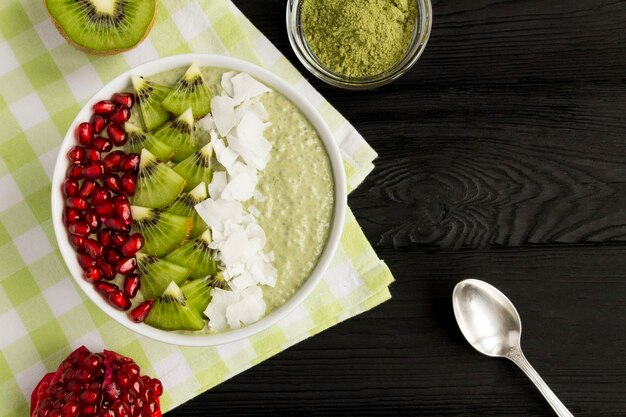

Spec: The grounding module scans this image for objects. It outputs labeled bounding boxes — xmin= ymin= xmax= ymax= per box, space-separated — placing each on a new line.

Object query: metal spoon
xmin=452 ymin=279 xmax=573 ymax=417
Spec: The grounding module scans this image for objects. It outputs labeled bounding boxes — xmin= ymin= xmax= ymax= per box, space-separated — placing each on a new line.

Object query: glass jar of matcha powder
xmin=287 ymin=0 xmax=432 ymax=89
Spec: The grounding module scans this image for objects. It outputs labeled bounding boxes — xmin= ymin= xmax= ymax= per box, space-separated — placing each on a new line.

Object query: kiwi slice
xmin=172 ymin=143 xmax=214 ymax=192
xmin=136 ymin=252 xmax=191 ymax=299
xmin=165 ymin=229 xmax=217 ymax=279
xmin=133 ymin=149 xmax=186 ymax=208
xmin=125 ymin=122 xmax=175 ymax=161
xmin=207 ymin=271 xmax=229 ymax=290
xmin=131 ymin=205 xmax=191 ymax=257
xmin=145 ymin=281 xmax=205 ymax=331
xmin=153 ymin=109 xmax=198 ymax=163
xmin=165 ymin=182 xmax=208 ymax=239
xmin=131 ymin=75 xmax=171 ymax=131
xmin=45 ymin=0 xmax=156 ymax=55
xmin=161 ymin=64 xmax=212 ymax=118
xmin=180 ymin=277 xmax=213 ymax=313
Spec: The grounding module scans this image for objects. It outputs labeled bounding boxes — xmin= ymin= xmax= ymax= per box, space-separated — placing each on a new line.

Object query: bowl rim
xmin=51 ymin=54 xmax=347 ymax=347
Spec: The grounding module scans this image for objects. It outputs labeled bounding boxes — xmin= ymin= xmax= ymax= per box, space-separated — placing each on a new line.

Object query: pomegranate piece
xmin=123 ymin=274 xmax=141 ymax=298
xmin=83 ymin=267 xmax=102 ymax=283
xmin=114 ymin=198 xmax=132 ymax=225
xmin=129 ymin=301 xmax=154 ymax=323
xmin=111 ymin=92 xmax=134 ymax=108
xmin=120 ymin=154 xmax=140 ymax=173
xmin=105 ymin=248 xmax=123 ymax=264
xmin=94 ymin=202 xmax=115 ymax=218
xmin=68 ymin=222 xmax=91 ymax=237
xmin=66 ymin=197 xmax=88 ymax=211
xmin=121 ymin=233 xmax=143 ymax=257
xmin=77 ymin=252 xmax=96 ymax=270
xmin=30 ymin=346 xmax=163 ymax=417
xmin=102 ymin=151 xmax=125 ymax=173
xmin=84 ymin=211 xmax=101 ymax=231
xmin=97 ymin=228 xmax=113 ymax=247
xmin=93 ymin=100 xmax=117 ymax=115
xmin=108 ymin=290 xmax=132 ymax=311
xmin=83 ymin=239 xmax=104 ymax=259
xmin=103 ymin=174 xmax=122 ymax=194
xmin=69 ymin=235 xmax=86 ymax=250
xmin=79 ymin=180 xmax=97 ymax=198
xmin=92 ymin=186 xmax=112 ymax=206
xmin=98 ymin=260 xmax=116 ymax=280
xmin=111 ymin=233 xmax=129 ymax=248
xmin=77 ymin=122 xmax=94 ymax=146
xmin=94 ymin=281 xmax=118 ymax=297
xmin=91 ymin=114 xmax=108 ymax=134
xmin=62 ymin=179 xmax=80 ymax=197
xmin=107 ymin=124 xmax=127 ymax=147
xmin=83 ymin=161 xmax=104 ymax=180
xmin=92 ymin=136 xmax=113 ymax=153
xmin=85 ymin=147 xmax=101 ymax=162
xmin=105 ymin=217 xmax=130 ymax=233
xmin=66 ymin=164 xmax=84 ymax=180
xmin=120 ymin=173 xmax=136 ymax=196
xmin=67 ymin=146 xmax=86 ymax=164
xmin=109 ymin=106 xmax=130 ymax=125
xmin=115 ymin=257 xmax=136 ymax=275
xmin=64 ymin=207 xmax=82 ymax=226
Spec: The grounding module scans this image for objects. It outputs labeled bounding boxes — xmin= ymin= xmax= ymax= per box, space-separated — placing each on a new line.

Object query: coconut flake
xmin=196 ymin=114 xmax=216 ymax=131
xmin=231 ymin=73 xmax=272 ymax=105
xmin=208 ymin=171 xmax=228 ymax=199
xmin=205 ymin=288 xmax=241 ymax=331
xmin=211 ymin=95 xmax=237 ymax=137
xmin=225 ymin=286 xmax=266 ymax=329
xmin=236 ymin=100 xmax=269 ymax=123
xmin=221 ymin=71 xmax=237 ymax=97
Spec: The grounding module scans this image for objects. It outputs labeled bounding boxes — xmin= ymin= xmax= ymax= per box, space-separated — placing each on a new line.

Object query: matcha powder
xmin=301 ymin=0 xmax=418 ymax=78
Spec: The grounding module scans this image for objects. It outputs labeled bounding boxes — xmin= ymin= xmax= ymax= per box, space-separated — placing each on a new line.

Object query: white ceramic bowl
xmin=51 ymin=54 xmax=347 ymax=346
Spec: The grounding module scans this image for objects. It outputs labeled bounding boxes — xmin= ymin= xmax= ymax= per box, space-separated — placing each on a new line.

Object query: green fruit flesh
xmin=173 ymin=143 xmax=214 ymax=192
xmin=165 ymin=182 xmax=208 ymax=238
xmin=181 ymin=277 xmax=213 ymax=313
xmin=131 ymin=75 xmax=171 ymax=131
xmin=125 ymin=123 xmax=174 ymax=161
xmin=165 ymin=230 xmax=217 ymax=279
xmin=145 ymin=282 xmax=204 ymax=331
xmin=131 ymin=205 xmax=191 ymax=257
xmin=45 ymin=0 xmax=156 ymax=54
xmin=161 ymin=64 xmax=212 ymax=118
xmin=206 ymin=271 xmax=229 ymax=290
xmin=133 ymin=149 xmax=185 ymax=208
xmin=153 ymin=109 xmax=198 ymax=163
xmin=136 ymin=252 xmax=191 ymax=299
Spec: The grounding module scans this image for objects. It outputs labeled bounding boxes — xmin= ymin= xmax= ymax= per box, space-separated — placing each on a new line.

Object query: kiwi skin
xmin=45 ymin=1 xmax=158 ymax=56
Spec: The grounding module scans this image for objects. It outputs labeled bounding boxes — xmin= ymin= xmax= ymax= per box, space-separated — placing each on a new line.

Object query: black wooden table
xmin=171 ymin=1 xmax=626 ymax=415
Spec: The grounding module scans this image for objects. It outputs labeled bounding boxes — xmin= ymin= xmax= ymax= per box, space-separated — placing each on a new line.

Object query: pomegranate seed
xmin=123 ymin=274 xmax=140 ymax=298
xmin=66 ymin=164 xmax=84 ymax=180
xmin=108 ymin=291 xmax=131 ymax=311
xmin=129 ymin=301 xmax=153 ymax=323
xmin=69 ymin=234 xmax=86 ymax=249
xmin=92 ymin=137 xmax=112 ymax=153
xmin=93 ymin=100 xmax=117 ymax=115
xmin=83 ymin=267 xmax=102 ymax=283
xmin=67 ymin=146 xmax=86 ymax=164
xmin=114 ymin=198 xmax=132 ymax=224
xmin=83 ymin=161 xmax=104 ymax=180
xmin=84 ymin=211 xmax=101 ymax=230
xmin=116 ymin=372 xmax=131 ymax=389
xmin=105 ymin=217 xmax=130 ymax=232
xmin=106 ymin=248 xmax=123 ymax=264
xmin=62 ymin=178 xmax=80 ymax=197
xmin=97 ymin=228 xmax=113 ymax=247
xmin=66 ymin=197 xmax=88 ymax=210
xmin=79 ymin=388 xmax=99 ymax=404
xmin=80 ymin=403 xmax=98 ymax=415
xmin=106 ymin=124 xmax=127 ymax=147
xmin=94 ymin=202 xmax=115 ymax=218
xmin=124 ymin=363 xmax=140 ymax=376
xmin=111 ymin=232 xmax=129 ymax=248
xmin=98 ymin=260 xmax=116 ymax=280
xmin=120 ymin=154 xmax=139 ymax=173
xmin=91 ymin=187 xmax=111 ymax=205
xmin=109 ymin=106 xmax=130 ymax=125
xmin=121 ymin=233 xmax=143 ymax=256
xmin=61 ymin=401 xmax=80 ymax=416
xmin=149 ymin=379 xmax=163 ymax=397
xmin=111 ymin=92 xmax=134 ymax=108
xmin=94 ymin=281 xmax=118 ymax=297
xmin=102 ymin=151 xmax=125 ymax=172
xmin=77 ymin=122 xmax=94 ymax=146
xmin=78 ymin=252 xmax=96 ymax=269
xmin=69 ymin=222 xmax=91 ymax=236
xmin=103 ymin=174 xmax=122 ymax=193
xmin=79 ymin=180 xmax=97 ymax=198
xmin=91 ymin=114 xmax=107 ymax=134
xmin=115 ymin=257 xmax=136 ymax=275
xmin=83 ymin=239 xmax=104 ymax=259
xmin=64 ymin=207 xmax=82 ymax=225
xmin=120 ymin=173 xmax=136 ymax=196
xmin=84 ymin=147 xmax=101 ymax=162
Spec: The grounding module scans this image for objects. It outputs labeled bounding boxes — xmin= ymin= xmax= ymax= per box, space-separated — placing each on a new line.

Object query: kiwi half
xmin=153 ymin=109 xmax=198 ymax=163
xmin=165 ymin=182 xmax=208 ymax=239
xmin=125 ymin=122 xmax=175 ymax=161
xmin=45 ymin=0 xmax=157 ymax=55
xmin=136 ymin=252 xmax=191 ymax=299
xmin=133 ymin=149 xmax=185 ymax=208
xmin=161 ymin=64 xmax=212 ymax=118
xmin=181 ymin=277 xmax=213 ymax=313
xmin=173 ymin=143 xmax=214 ymax=192
xmin=131 ymin=75 xmax=171 ymax=131
xmin=145 ymin=281 xmax=205 ymax=331
xmin=131 ymin=205 xmax=191 ymax=257
xmin=165 ymin=229 xmax=217 ymax=279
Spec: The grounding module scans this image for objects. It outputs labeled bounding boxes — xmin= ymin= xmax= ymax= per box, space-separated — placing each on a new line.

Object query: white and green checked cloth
xmin=0 ymin=0 xmax=394 ymax=415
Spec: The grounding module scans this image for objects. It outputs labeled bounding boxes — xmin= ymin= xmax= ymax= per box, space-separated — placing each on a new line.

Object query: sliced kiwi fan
xmin=136 ymin=252 xmax=191 ymax=299
xmin=161 ymin=64 xmax=213 ymax=118
xmin=173 ymin=143 xmax=214 ymax=192
xmin=131 ymin=75 xmax=172 ymax=131
xmin=153 ymin=109 xmax=198 ymax=163
xmin=125 ymin=122 xmax=175 ymax=161
xmin=181 ymin=277 xmax=213 ymax=313
xmin=133 ymin=148 xmax=186 ymax=208
xmin=165 ymin=230 xmax=218 ymax=280
xmin=131 ymin=205 xmax=191 ymax=257
xmin=165 ymin=182 xmax=209 ymax=239
xmin=145 ymin=282 xmax=205 ymax=331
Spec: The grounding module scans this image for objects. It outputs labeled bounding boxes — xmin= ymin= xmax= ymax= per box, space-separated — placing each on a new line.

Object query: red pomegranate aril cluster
xmin=63 ymin=92 xmax=144 ymax=314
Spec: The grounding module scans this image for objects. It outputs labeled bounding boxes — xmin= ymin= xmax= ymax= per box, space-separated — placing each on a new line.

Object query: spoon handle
xmin=506 ymin=347 xmax=574 ymax=417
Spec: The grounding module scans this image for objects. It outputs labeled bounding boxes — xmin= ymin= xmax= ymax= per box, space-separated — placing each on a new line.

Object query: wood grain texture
xmin=168 ymin=0 xmax=626 ymax=415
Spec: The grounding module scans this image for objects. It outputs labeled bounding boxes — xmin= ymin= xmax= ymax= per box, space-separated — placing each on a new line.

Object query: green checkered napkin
xmin=0 ymin=0 xmax=394 ymax=415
